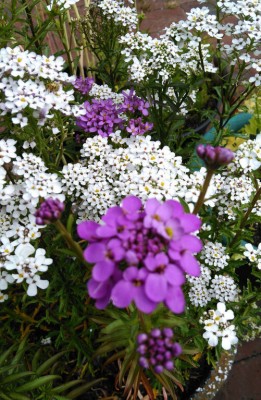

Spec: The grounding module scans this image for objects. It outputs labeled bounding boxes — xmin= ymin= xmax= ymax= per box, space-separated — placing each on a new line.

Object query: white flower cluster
xmin=120 ymin=31 xmax=215 ymax=83
xmin=0 ymin=47 xmax=84 ymax=128
xmin=200 ymin=241 xmax=230 ymax=270
xmin=62 ymin=132 xmax=190 ymax=221
xmin=229 ymin=133 xmax=261 ymax=173
xmin=88 ymin=83 xmax=124 ymax=103
xmin=97 ymin=0 xmax=138 ymax=30
xmin=0 ymin=139 xmax=65 ymax=301
xmin=201 ymin=302 xmax=238 ymax=350
xmin=244 ymin=243 xmax=261 ymax=270
xmin=187 ymin=265 xmax=238 ymax=307
xmin=47 ymin=0 xmax=80 ymax=11
xmin=165 ymin=0 xmax=261 ymax=86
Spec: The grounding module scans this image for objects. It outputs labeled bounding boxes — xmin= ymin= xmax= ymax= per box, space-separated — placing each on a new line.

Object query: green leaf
xmin=0 ymin=344 xmax=17 ymax=367
xmin=16 ymin=375 xmax=61 ymax=392
xmin=1 ymin=372 xmax=36 ymax=384
xmin=8 ymin=393 xmax=31 ymax=400
xmin=50 ymin=379 xmax=85 ymax=394
xmin=36 ymin=351 xmax=67 ymax=376
xmin=66 ymin=379 xmax=105 ymax=399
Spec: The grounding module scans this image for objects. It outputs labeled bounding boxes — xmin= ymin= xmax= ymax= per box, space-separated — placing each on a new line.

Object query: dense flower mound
xmin=77 ymin=196 xmax=202 ymax=313
xmin=35 ymin=198 xmax=65 ymax=225
xmin=137 ymin=328 xmax=182 ymax=374
xmin=0 ymin=46 xmax=84 ymax=128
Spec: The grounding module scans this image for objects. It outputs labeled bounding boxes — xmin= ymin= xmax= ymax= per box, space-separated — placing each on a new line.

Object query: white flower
xmin=26 ymin=275 xmax=49 ymax=296
xmin=221 ymin=326 xmax=238 ymax=350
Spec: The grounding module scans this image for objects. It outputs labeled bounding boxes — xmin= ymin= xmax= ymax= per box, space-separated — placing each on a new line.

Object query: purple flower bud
xmin=164 ymin=351 xmax=172 ymax=360
xmin=35 ymin=198 xmax=65 ymax=225
xmin=196 ymin=144 xmax=234 ymax=169
xmin=150 ymin=357 xmax=156 ymax=366
xmin=172 ymin=343 xmax=182 ymax=357
xmin=137 ymin=345 xmax=147 ymax=355
xmin=151 ymin=328 xmax=161 ymax=338
xmin=164 ymin=360 xmax=174 ymax=371
xmin=154 ymin=365 xmax=164 ymax=374
xmin=139 ymin=357 xmax=149 ymax=368
xmin=156 ymin=354 xmax=164 ymax=362
xmin=137 ymin=333 xmax=148 ymax=344
xmin=162 ymin=328 xmax=174 ymax=338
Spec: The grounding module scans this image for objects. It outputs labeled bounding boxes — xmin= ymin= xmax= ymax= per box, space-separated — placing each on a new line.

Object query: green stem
xmin=54 ymin=220 xmax=87 ymax=265
xmin=193 ymin=169 xmax=215 ymax=215
xmin=230 ymin=186 xmax=261 ymax=247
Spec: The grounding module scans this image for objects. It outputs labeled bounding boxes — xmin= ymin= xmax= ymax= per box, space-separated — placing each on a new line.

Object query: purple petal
xmin=135 ymin=287 xmax=157 ymax=313
xmin=92 ymin=260 xmax=115 ymax=282
xmin=181 ymin=235 xmax=202 ymax=252
xmin=77 ymin=221 xmax=99 ymax=241
xmin=111 ymin=281 xmax=133 ymax=307
xmin=87 ymin=278 xmax=111 ymax=299
xmin=96 ymin=225 xmax=117 ymax=238
xmin=179 ymin=214 xmax=201 ymax=233
xmin=145 ymin=198 xmax=160 ymax=215
xmin=84 ymin=243 xmax=105 ymax=263
xmin=165 ymin=286 xmax=185 ymax=314
xmin=179 ymin=252 xmax=201 ymax=276
xmin=145 ymin=274 xmax=167 ymax=302
xmin=165 ymin=264 xmax=185 ymax=285
xmin=122 ymin=196 xmax=142 ymax=214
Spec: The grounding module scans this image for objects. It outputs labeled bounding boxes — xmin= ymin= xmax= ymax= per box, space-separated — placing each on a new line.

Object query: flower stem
xmin=193 ymin=169 xmax=215 ymax=215
xmin=54 ymin=220 xmax=87 ymax=266
xmin=230 ymin=186 xmax=261 ymax=247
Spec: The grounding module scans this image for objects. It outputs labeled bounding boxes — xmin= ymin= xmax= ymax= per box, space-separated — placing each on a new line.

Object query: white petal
xmin=217 ymin=302 xmax=226 ymax=314
xmin=224 ymin=310 xmax=234 ymax=320
xmin=36 ymin=279 xmax=49 ymax=290
xmin=15 ymin=243 xmax=35 ymax=258
xmin=27 ymin=283 xmax=37 ymax=296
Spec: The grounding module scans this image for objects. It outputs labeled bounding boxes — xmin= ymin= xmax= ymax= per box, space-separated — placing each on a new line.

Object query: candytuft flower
xmin=137 ymin=328 xmax=182 ymax=373
xmin=78 ymin=196 xmax=202 ymax=313
xmin=35 ymin=198 xmax=65 ymax=225
xmin=196 ymin=144 xmax=234 ymax=169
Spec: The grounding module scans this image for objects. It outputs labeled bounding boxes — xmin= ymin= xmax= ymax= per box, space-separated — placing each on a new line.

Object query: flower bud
xmin=35 ymin=198 xmax=65 ymax=225
xmin=196 ymin=144 xmax=234 ymax=169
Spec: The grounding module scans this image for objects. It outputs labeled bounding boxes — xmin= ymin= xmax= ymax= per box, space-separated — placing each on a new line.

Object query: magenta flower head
xmin=196 ymin=144 xmax=234 ymax=169
xmin=35 ymin=198 xmax=65 ymax=225
xmin=137 ymin=328 xmax=182 ymax=374
xmin=74 ymin=77 xmax=94 ymax=95
xmin=77 ymin=196 xmax=202 ymax=313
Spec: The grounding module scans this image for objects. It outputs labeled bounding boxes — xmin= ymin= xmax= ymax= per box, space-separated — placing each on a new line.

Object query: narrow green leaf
xmin=0 ymin=344 xmax=17 ymax=367
xmin=1 ymin=372 xmax=35 ymax=384
xmin=36 ymin=351 xmax=67 ymax=376
xmin=31 ymin=348 xmax=42 ymax=372
xmin=9 ymin=393 xmax=31 ymax=400
xmin=51 ymin=379 xmax=85 ymax=394
xmin=67 ymin=379 xmax=105 ymax=399
xmin=16 ymin=375 xmax=61 ymax=392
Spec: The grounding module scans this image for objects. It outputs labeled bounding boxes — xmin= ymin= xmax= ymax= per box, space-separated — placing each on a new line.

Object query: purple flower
xmin=76 ymin=99 xmax=124 ymax=137
xmin=78 ymin=196 xmax=202 ymax=313
xmin=74 ymin=77 xmax=94 ymax=95
xmin=122 ymin=88 xmax=150 ymax=116
xmin=196 ymin=144 xmax=234 ymax=169
xmin=126 ymin=118 xmax=153 ymax=136
xmin=137 ymin=328 xmax=182 ymax=373
xmin=35 ymin=198 xmax=64 ymax=225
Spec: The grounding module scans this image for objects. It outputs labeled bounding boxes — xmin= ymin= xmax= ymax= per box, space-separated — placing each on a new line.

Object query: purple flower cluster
xmin=126 ymin=118 xmax=154 ymax=136
xmin=196 ymin=144 xmax=234 ymax=169
xmin=74 ymin=77 xmax=94 ymax=95
xmin=35 ymin=198 xmax=65 ymax=225
xmin=122 ymin=88 xmax=150 ymax=116
xmin=77 ymin=196 xmax=202 ymax=313
xmin=137 ymin=328 xmax=182 ymax=374
xmin=76 ymin=99 xmax=124 ymax=137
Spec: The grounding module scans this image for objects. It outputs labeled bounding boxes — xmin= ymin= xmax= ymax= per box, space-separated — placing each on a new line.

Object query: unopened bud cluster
xmin=196 ymin=144 xmax=234 ymax=169
xmin=35 ymin=198 xmax=65 ymax=225
xmin=137 ymin=328 xmax=182 ymax=374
